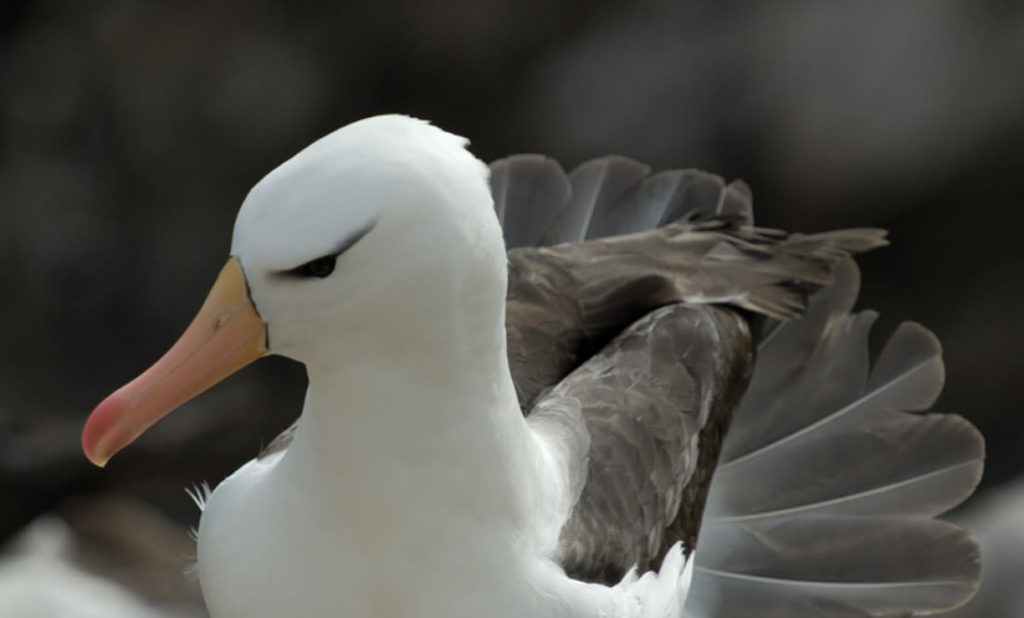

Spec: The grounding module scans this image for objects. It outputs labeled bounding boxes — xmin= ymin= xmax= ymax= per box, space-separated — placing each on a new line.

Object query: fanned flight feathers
xmin=683 ymin=262 xmax=983 ymax=617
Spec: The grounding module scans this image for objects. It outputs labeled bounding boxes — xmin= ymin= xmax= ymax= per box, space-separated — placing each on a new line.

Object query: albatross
xmin=82 ymin=115 xmax=983 ymax=618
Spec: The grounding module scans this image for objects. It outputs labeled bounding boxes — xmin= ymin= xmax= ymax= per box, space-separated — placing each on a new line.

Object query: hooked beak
xmin=82 ymin=257 xmax=268 ymax=467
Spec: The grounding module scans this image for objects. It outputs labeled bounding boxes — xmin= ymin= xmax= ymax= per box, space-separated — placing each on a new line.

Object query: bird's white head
xmin=83 ymin=115 xmax=506 ymax=465
xmin=232 ymin=114 xmax=504 ymax=363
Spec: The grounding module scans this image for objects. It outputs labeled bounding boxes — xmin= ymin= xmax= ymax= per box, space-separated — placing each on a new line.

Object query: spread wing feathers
xmin=489 ymin=155 xmax=754 ymax=248
xmin=490 ymin=155 xmax=572 ymax=249
xmin=684 ymin=259 xmax=984 ymax=618
xmin=527 ymin=303 xmax=754 ymax=584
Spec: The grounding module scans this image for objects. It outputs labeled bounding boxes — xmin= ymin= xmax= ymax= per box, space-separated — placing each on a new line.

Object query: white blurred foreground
xmin=1 ymin=485 xmax=1019 ymax=615
xmin=0 ymin=497 xmax=206 ymax=618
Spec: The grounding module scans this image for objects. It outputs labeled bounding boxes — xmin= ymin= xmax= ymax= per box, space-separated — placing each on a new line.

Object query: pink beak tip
xmin=82 ymin=391 xmax=130 ymax=467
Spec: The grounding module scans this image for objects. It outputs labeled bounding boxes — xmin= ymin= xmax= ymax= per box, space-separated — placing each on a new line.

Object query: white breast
xmin=194 ymin=435 xmax=686 ymax=618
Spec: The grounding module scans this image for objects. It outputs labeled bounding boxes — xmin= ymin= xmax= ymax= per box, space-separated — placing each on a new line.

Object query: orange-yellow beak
xmin=83 ymin=257 xmax=268 ymax=467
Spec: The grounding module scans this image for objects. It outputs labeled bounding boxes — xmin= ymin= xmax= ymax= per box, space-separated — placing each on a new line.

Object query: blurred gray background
xmin=2 ymin=1 xmax=1022 ymax=616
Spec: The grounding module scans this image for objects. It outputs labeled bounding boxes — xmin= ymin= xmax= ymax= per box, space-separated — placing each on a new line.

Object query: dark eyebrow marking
xmin=275 ymin=220 xmax=376 ymax=277
xmin=326 ymin=220 xmax=376 ymax=257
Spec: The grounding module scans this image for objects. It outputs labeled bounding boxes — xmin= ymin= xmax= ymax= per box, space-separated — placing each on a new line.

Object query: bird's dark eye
xmin=294 ymin=255 xmax=337 ymax=278
xmin=277 ymin=223 xmax=375 ymax=280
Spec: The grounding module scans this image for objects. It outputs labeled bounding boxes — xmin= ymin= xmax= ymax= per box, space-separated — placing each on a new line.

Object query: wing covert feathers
xmin=530 ymin=304 xmax=754 ymax=584
xmin=505 ymin=202 xmax=886 ymax=410
xmin=685 ymin=260 xmax=983 ymax=618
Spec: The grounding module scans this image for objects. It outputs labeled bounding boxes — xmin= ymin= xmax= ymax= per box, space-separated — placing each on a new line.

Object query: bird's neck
xmin=275 ymin=302 xmax=543 ymax=546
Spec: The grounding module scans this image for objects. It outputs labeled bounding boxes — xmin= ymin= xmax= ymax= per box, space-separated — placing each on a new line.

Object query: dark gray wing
xmin=528 ymin=303 xmax=754 ymax=584
xmin=499 ymin=157 xmax=887 ymax=585
xmin=503 ymin=159 xmax=885 ymax=411
xmin=499 ymin=156 xmax=981 ymax=616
